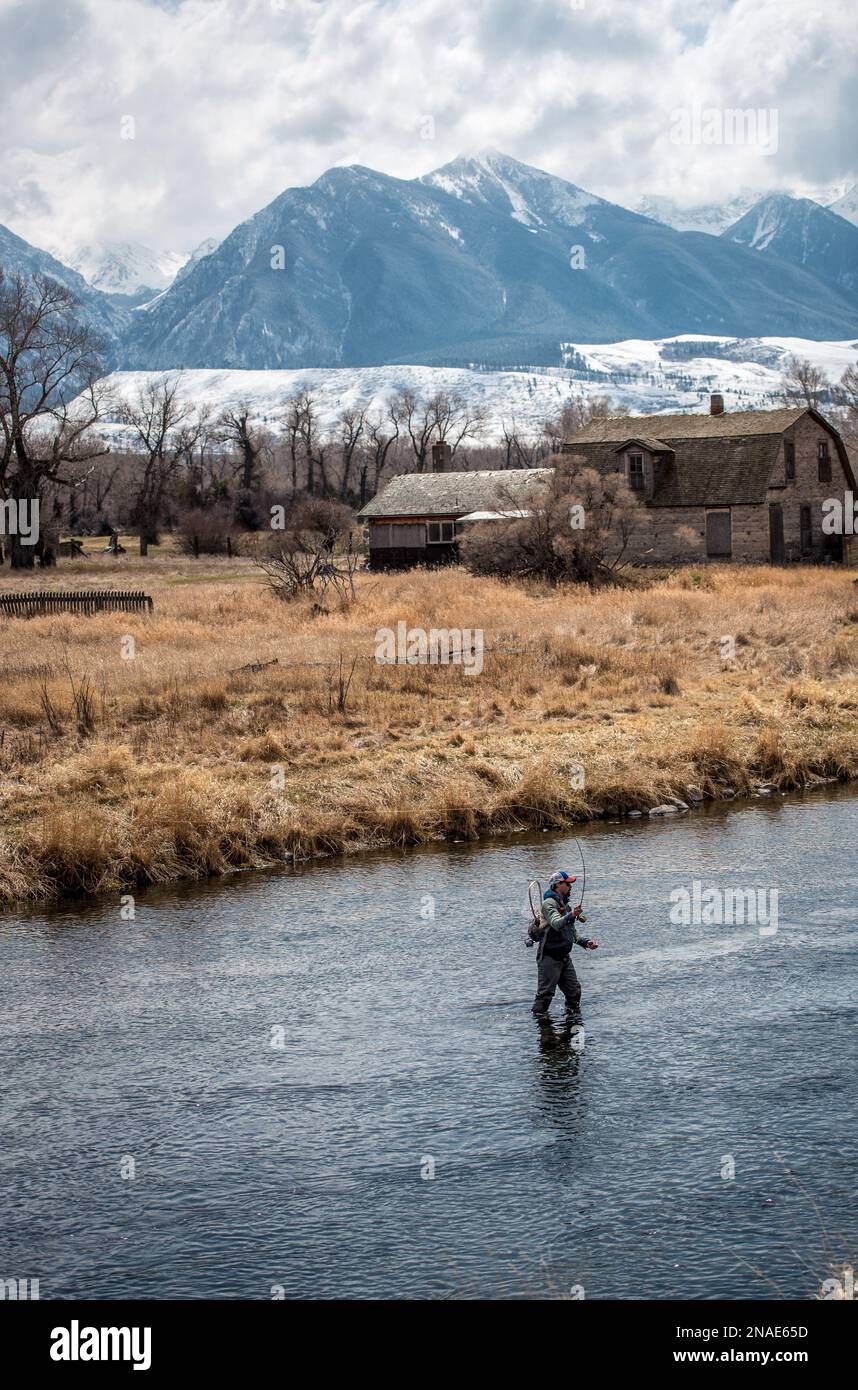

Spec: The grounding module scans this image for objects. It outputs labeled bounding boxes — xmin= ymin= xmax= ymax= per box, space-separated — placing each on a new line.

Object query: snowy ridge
xmin=635 ymin=191 xmax=763 ymax=235
xmin=826 ymin=184 xmax=858 ymax=228
xmin=93 ymin=335 xmax=858 ymax=447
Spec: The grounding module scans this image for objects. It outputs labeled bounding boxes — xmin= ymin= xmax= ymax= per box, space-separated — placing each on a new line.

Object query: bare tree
xmin=0 ymin=269 xmax=109 ymax=566
xmin=299 ymin=392 xmax=330 ymax=495
xmin=219 ymin=400 xmax=271 ymax=524
xmin=116 ymin=374 xmax=201 ymax=554
xmin=543 ymin=393 xmax=626 ymax=448
xmin=779 ymin=355 xmax=830 ymax=408
xmin=431 ymin=389 xmax=486 ymax=457
xmin=498 ymin=420 xmax=551 ymax=469
xmin=335 ymin=404 xmax=367 ymax=501
xmin=282 ymin=390 xmax=307 ymax=494
xmin=178 ymin=411 xmax=227 ymax=509
xmin=834 ymin=359 xmax=858 ymax=454
xmin=391 ymin=388 xmax=435 ymax=472
xmin=279 ymin=390 xmax=330 ymax=495
xmin=362 ymin=408 xmax=401 ymax=504
xmin=390 ymin=387 xmax=485 ymax=470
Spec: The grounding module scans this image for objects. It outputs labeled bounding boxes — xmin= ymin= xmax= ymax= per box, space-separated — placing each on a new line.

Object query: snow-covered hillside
xmin=93 ymin=335 xmax=858 ymax=446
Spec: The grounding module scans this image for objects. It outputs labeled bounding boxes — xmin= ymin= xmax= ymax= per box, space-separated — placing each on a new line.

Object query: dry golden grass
xmin=1 ymin=553 xmax=857 ymax=906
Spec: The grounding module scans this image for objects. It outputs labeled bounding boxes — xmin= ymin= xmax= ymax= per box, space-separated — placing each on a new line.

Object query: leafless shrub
xmin=255 ymin=496 xmax=358 ymax=603
xmin=459 ymin=455 xmax=648 ymax=584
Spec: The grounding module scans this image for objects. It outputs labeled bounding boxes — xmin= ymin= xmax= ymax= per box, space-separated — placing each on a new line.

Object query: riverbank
xmin=1 ymin=558 xmax=857 ymax=907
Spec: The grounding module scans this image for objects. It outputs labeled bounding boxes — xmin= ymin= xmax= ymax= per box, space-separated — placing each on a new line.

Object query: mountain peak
xmin=421 ymin=149 xmax=600 ymax=231
xmin=55 ymin=238 xmax=185 ymax=297
xmin=723 ymin=192 xmax=858 ymax=294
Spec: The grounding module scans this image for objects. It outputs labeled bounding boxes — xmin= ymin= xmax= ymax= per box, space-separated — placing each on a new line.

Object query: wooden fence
xmin=0 ymin=589 xmax=154 ymax=618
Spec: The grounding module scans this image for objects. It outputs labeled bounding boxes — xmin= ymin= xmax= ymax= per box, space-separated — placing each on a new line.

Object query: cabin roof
xmin=358 ymin=468 xmax=553 ymax=519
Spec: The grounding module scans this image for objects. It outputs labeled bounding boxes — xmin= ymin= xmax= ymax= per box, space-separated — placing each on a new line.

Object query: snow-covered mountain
xmin=3 ymin=151 xmax=857 ymax=374
xmin=636 ymin=182 xmax=857 ymax=235
xmin=56 ymin=239 xmax=185 ymax=301
xmin=825 ymin=184 xmax=858 ymax=229
xmin=116 ymin=150 xmax=858 ymax=371
xmin=94 ymin=335 xmax=858 ymax=447
xmin=0 ymin=221 xmax=126 ymax=344
xmin=635 ymin=191 xmax=763 ymax=236
xmin=173 ymin=237 xmax=220 ymax=284
xmin=722 ymin=195 xmax=858 ymax=295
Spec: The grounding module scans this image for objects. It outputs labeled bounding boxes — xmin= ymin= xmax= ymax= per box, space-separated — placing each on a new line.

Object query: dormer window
xmin=818 ymin=440 xmax=831 ymax=483
xmin=628 ymin=453 xmax=644 ymax=490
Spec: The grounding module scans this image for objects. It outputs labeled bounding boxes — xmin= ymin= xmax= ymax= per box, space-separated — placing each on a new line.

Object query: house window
xmin=705 ymin=509 xmax=732 ymax=558
xmin=370 ymin=522 xmax=426 ymax=548
xmin=627 ymin=453 xmax=644 ymax=489
xmin=784 ymin=438 xmax=795 ymax=480
xmin=427 ymin=520 xmax=456 ymax=543
xmin=818 ymin=440 xmax=831 ymax=483
xmin=800 ymin=505 xmax=813 ymax=554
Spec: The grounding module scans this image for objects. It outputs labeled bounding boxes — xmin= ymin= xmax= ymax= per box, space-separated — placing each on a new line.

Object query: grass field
xmin=1 ymin=553 xmax=857 ymax=906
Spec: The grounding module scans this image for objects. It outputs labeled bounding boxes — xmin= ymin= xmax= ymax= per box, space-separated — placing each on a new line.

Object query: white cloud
xmin=0 ymin=0 xmax=854 ymax=255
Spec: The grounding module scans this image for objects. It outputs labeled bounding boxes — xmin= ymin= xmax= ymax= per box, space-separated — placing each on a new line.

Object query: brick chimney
xmin=710 ymin=393 xmax=725 ymax=416
xmin=431 ymin=441 xmax=452 ymax=473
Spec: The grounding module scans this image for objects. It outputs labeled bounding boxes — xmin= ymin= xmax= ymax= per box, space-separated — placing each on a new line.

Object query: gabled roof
xmin=568 ymin=434 xmax=785 ymax=506
xmin=569 ymin=407 xmax=807 ymax=444
xmin=358 ymin=468 xmax=553 ymax=519
xmin=612 ymin=436 xmax=673 ymax=453
xmin=653 ymin=435 xmax=784 ymax=507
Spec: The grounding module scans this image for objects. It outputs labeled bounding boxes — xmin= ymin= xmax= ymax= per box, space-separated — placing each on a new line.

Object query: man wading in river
xmin=531 ymin=870 xmax=598 ymax=1017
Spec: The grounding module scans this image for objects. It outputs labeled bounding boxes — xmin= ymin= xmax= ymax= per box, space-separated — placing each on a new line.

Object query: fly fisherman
xmin=531 ymin=870 xmax=598 ymax=1017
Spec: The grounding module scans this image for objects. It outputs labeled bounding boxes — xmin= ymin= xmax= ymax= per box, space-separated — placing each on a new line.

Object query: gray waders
xmin=532 ymin=948 xmax=581 ymax=1015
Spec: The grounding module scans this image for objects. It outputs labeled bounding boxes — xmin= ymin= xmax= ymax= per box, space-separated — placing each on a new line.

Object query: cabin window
xmin=427 ymin=521 xmax=456 ymax=543
xmin=818 ymin=440 xmax=831 ymax=483
xmin=800 ymin=505 xmax=813 ymax=554
xmin=705 ymin=508 xmax=732 ymax=558
xmin=627 ymin=453 xmax=644 ymax=490
xmin=784 ymin=438 xmax=795 ymax=480
xmin=370 ymin=522 xmax=426 ymax=548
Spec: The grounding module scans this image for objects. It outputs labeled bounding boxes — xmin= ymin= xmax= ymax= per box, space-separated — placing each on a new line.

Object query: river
xmin=2 ymin=787 xmax=857 ymax=1300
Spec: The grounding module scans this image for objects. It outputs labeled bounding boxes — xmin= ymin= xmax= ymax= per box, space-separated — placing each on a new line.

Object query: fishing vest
xmin=540 ymin=891 xmax=575 ymax=958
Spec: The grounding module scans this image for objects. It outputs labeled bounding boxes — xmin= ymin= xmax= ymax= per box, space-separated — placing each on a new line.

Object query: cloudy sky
xmin=1 ymin=0 xmax=855 ymax=257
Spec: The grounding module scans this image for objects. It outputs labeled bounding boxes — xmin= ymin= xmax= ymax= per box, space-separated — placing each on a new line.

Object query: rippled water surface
xmin=2 ymin=789 xmax=857 ymax=1299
